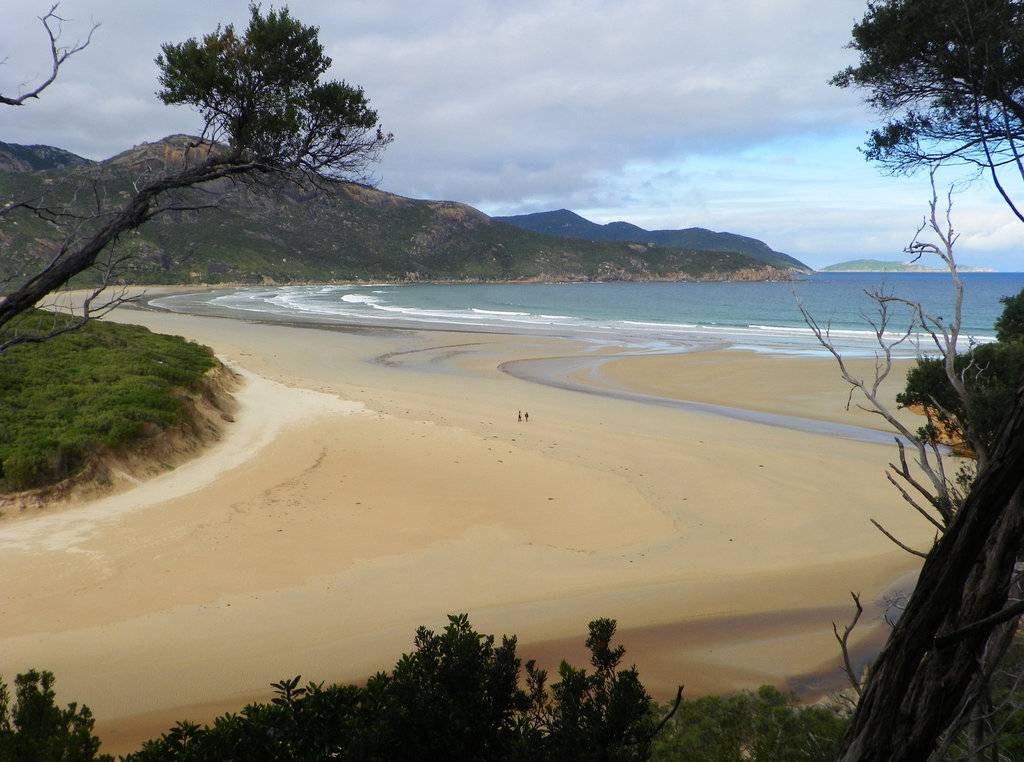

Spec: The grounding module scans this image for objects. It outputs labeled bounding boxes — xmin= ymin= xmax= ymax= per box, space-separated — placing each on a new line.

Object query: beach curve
xmin=0 ymin=292 xmax=931 ymax=755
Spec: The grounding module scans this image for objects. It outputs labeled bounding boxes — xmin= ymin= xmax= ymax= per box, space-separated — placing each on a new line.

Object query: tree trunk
xmin=837 ymin=378 xmax=1024 ymax=761
xmin=0 ymin=156 xmax=259 ymax=335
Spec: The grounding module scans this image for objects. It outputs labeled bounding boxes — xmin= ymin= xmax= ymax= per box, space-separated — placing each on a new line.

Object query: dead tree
xmin=800 ymin=181 xmax=975 ymax=542
xmin=804 ymin=179 xmax=1024 ymax=760
xmin=1 ymin=4 xmax=97 ymax=222
xmin=0 ymin=4 xmax=97 ymax=107
xmin=836 ymin=400 xmax=1024 ymax=761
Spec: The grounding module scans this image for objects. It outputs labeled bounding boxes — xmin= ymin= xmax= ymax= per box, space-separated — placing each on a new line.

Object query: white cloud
xmin=1 ymin=0 xmax=1022 ymax=270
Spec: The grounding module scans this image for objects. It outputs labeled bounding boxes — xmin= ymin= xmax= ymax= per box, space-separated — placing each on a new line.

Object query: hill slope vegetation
xmin=1 ymin=137 xmax=795 ymax=286
xmin=496 ymin=208 xmax=810 ymax=272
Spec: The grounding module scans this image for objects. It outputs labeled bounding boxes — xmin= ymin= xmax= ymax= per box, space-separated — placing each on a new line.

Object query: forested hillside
xmin=497 ymin=208 xmax=810 ymax=272
xmin=0 ymin=137 xmax=793 ymax=287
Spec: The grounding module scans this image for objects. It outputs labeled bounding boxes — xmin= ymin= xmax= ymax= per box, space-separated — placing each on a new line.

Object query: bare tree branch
xmin=884 ymin=470 xmax=947 ymax=534
xmin=890 ymin=437 xmax=954 ymax=526
xmin=0 ymin=288 xmax=137 ymax=352
xmin=0 ymin=4 xmax=98 ymax=107
xmin=834 ymin=592 xmax=865 ymax=695
xmin=800 ymin=172 xmax=982 ymax=552
xmin=870 ymin=519 xmax=930 ymax=559
xmin=648 ymin=685 xmax=684 ymax=740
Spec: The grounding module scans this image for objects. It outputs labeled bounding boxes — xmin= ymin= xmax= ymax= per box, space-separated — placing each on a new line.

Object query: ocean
xmin=151 ymin=272 xmax=1024 ymax=358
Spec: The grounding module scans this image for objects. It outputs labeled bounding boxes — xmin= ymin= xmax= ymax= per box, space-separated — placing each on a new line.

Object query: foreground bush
xmin=124 ymin=615 xmax=653 ymax=762
xmin=0 ymin=670 xmax=113 ymax=762
xmin=650 ymin=684 xmax=848 ymax=761
xmin=3 ymin=615 xmax=876 ymax=761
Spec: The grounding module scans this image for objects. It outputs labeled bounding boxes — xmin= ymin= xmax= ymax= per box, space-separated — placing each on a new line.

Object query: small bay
xmin=152 ymin=272 xmax=1024 ymax=357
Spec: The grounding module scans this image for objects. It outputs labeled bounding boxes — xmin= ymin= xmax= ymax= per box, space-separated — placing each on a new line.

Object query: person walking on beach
xmin=524 ymin=411 xmax=529 ymax=423
xmin=518 ymin=411 xmax=522 ymax=422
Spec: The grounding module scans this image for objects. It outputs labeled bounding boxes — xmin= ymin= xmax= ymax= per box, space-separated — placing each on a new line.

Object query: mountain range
xmin=495 ymin=209 xmax=808 ymax=272
xmin=0 ymin=142 xmax=92 ymax=173
xmin=0 ymin=136 xmax=810 ymax=287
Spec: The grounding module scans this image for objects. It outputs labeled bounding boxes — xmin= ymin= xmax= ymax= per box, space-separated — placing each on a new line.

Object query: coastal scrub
xmin=0 ymin=311 xmax=217 ymax=492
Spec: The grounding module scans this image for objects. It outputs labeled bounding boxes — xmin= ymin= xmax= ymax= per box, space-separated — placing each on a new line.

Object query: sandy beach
xmin=0 ymin=290 xmax=935 ymax=755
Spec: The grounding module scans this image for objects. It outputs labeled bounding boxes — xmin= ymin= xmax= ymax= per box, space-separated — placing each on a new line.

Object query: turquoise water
xmin=152 ymin=272 xmax=1024 ymax=357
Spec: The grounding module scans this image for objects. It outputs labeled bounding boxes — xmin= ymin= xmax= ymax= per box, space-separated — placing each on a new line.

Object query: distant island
xmin=821 ymin=259 xmax=996 ymax=273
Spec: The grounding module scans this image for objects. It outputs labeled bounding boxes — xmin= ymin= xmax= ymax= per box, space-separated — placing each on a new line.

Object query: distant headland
xmin=820 ymin=258 xmax=996 ymax=273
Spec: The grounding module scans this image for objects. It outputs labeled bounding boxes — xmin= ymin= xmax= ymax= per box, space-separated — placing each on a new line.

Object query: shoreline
xmin=3 ymin=290 xmax=931 ymax=755
xmin=133 ymin=285 xmax=919 ymax=437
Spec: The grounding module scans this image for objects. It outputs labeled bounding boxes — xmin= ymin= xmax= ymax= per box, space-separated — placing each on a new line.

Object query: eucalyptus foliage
xmin=832 ymin=0 xmax=1024 ymax=221
xmin=156 ymin=4 xmax=391 ymax=182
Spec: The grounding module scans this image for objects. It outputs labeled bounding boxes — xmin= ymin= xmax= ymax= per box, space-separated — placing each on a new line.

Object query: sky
xmin=2 ymin=0 xmax=1023 ymax=271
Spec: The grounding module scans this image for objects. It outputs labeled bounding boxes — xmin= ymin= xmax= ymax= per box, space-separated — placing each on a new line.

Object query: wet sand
xmin=0 ymin=291 xmax=932 ymax=755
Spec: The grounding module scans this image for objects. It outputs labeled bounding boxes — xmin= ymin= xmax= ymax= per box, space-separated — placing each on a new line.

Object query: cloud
xmin=1 ymin=1 xmax=1022 ymax=270
xmin=346 ymin=0 xmax=869 ymax=199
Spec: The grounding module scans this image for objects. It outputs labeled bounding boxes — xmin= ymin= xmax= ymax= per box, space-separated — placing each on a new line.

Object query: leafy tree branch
xmin=0 ymin=4 xmax=392 ymax=347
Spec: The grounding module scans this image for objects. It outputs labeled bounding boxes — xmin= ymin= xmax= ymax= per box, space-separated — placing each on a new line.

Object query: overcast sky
xmin=2 ymin=1 xmax=1023 ymax=271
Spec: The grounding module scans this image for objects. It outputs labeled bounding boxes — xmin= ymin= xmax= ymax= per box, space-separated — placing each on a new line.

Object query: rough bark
xmin=837 ymin=376 xmax=1024 ymax=761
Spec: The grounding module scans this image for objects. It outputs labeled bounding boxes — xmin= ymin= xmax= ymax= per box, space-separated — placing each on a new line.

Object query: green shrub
xmin=650 ymin=685 xmax=848 ymax=761
xmin=0 ymin=311 xmax=216 ymax=492
xmin=0 ymin=669 xmax=113 ymax=762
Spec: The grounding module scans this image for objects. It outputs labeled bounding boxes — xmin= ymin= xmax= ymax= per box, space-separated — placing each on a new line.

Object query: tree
xmin=799 ymin=180 xmax=980 ymax=535
xmin=995 ymin=288 xmax=1024 ymax=343
xmin=800 ymin=178 xmax=1024 ymax=759
xmin=823 ymin=4 xmax=1024 ymax=752
xmin=154 ymin=5 xmax=390 ymax=183
xmin=835 ymin=394 xmax=1024 ymax=761
xmin=0 ymin=3 xmax=392 ymax=348
xmin=362 ymin=615 xmax=658 ymax=761
xmin=0 ymin=670 xmax=113 ymax=762
xmin=533 ymin=618 xmax=657 ymax=761
xmin=831 ymin=0 xmax=1024 ymax=222
xmin=363 ymin=613 xmax=533 ymax=760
